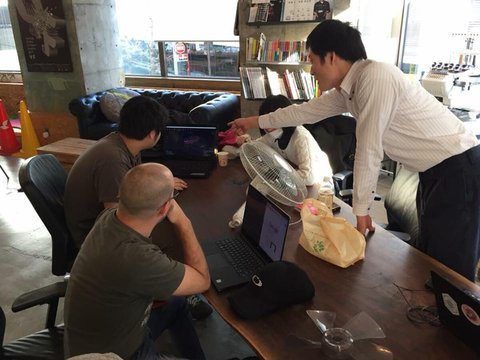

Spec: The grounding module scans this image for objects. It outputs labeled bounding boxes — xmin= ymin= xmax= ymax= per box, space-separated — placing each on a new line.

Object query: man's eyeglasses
xmin=166 ymin=189 xmax=180 ymax=202
xmin=160 ymin=190 xmax=180 ymax=209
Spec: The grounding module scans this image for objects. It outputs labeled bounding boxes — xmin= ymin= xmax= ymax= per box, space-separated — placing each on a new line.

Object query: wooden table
xmin=176 ymin=159 xmax=479 ymax=360
xmin=37 ymin=137 xmax=96 ymax=171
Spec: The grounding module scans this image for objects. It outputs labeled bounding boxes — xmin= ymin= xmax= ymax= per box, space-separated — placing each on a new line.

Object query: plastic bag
xmin=299 ymin=198 xmax=365 ymax=268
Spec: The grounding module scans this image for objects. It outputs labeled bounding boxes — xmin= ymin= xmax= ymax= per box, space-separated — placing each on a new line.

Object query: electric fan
xmin=239 ymin=141 xmax=307 ymax=206
xmin=295 ymin=310 xmax=393 ymax=360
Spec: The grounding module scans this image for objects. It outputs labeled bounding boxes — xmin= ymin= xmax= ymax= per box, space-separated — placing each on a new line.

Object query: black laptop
xmin=204 ymin=185 xmax=290 ymax=292
xmin=431 ymin=270 xmax=480 ymax=353
xmin=157 ymin=124 xmax=217 ymax=178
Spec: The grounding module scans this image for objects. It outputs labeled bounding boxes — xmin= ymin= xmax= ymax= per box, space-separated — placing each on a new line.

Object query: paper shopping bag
xmin=299 ymin=198 xmax=365 ymax=268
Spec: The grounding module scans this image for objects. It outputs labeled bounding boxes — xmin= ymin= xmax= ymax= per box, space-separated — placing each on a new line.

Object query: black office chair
xmin=305 ymin=115 xmax=385 ymax=205
xmin=18 ymin=154 xmax=77 ymax=276
xmin=383 ymin=165 xmax=420 ymax=244
xmin=1 ymin=282 xmax=66 ymax=359
xmin=304 ymin=115 xmax=356 ymax=193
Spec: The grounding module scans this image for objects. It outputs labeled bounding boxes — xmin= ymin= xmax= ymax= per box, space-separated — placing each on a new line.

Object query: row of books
xmin=246 ymin=34 xmax=309 ymax=63
xmin=248 ymin=0 xmax=320 ymax=23
xmin=240 ymin=66 xmax=320 ymax=100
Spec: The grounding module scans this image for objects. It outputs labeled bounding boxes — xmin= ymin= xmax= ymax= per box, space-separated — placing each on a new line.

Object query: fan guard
xmin=240 ymin=141 xmax=307 ymax=206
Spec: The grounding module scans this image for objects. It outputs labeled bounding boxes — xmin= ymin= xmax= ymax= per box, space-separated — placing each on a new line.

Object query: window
xmin=115 ymin=0 xmax=240 ymax=78
xmin=0 ymin=0 xmax=20 ymax=72
xmin=399 ymin=0 xmax=480 ymax=78
xmin=355 ymin=0 xmax=404 ymax=64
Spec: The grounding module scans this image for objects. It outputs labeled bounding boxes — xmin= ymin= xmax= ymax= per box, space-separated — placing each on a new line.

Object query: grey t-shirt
xmin=64 ymin=133 xmax=141 ymax=249
xmin=64 ymin=208 xmax=185 ymax=358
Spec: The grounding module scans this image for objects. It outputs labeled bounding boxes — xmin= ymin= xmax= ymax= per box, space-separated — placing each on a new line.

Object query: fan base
xmin=322 ymin=327 xmax=354 ymax=359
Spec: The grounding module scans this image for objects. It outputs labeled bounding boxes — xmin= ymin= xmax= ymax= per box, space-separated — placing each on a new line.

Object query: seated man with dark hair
xmin=64 ymin=163 xmax=210 ymax=359
xmin=64 ymin=95 xmax=212 ymax=319
xmin=65 ymin=95 xmax=187 ymax=250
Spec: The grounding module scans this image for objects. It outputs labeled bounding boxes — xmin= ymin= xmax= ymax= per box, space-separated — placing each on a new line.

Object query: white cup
xmin=217 ymin=151 xmax=229 ymax=167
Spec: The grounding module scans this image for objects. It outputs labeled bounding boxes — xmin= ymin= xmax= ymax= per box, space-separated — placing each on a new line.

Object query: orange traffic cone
xmin=13 ymin=100 xmax=40 ymax=159
xmin=0 ymin=99 xmax=21 ymax=155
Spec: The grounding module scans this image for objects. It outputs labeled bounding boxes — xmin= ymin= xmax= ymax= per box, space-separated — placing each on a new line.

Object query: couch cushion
xmin=99 ymin=88 xmax=140 ymax=123
xmin=168 ymin=109 xmax=191 ymax=124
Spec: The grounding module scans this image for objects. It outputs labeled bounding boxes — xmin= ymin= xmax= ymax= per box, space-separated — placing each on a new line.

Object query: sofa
xmin=68 ymin=87 xmax=240 ymax=141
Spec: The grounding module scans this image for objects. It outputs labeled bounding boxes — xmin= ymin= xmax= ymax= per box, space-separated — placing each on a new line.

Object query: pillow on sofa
xmin=100 ymin=88 xmax=140 ymax=123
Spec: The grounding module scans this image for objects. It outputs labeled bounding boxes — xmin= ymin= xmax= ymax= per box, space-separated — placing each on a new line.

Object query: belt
xmin=420 ymin=144 xmax=480 ymax=182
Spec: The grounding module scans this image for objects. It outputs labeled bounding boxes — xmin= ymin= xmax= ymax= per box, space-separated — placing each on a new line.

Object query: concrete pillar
xmin=7 ymin=0 xmax=124 ymax=143
xmin=9 ymin=0 xmax=124 ymax=113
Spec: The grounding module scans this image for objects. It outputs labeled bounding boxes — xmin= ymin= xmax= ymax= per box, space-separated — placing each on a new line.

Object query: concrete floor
xmin=0 ymin=155 xmax=393 ymax=359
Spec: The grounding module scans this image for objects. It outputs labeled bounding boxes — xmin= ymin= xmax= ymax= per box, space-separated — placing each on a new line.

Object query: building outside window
xmin=398 ymin=0 xmax=480 ymax=78
xmin=115 ymin=0 xmax=240 ymax=78
xmin=0 ymin=0 xmax=20 ymax=72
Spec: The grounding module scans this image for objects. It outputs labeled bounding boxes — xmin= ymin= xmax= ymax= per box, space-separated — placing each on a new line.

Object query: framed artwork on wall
xmin=14 ymin=0 xmax=73 ymax=72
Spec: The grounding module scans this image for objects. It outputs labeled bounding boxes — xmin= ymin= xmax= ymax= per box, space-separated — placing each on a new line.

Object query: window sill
xmin=125 ymin=76 xmax=241 ymax=94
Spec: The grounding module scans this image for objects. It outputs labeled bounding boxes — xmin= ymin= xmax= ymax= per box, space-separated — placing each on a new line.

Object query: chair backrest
xmin=384 ymin=165 xmax=420 ymax=244
xmin=304 ymin=115 xmax=357 ymax=190
xmin=18 ymin=154 xmax=77 ymax=276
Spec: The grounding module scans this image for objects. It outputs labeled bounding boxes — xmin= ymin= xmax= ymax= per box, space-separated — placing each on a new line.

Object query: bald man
xmin=64 ymin=163 xmax=209 ymax=359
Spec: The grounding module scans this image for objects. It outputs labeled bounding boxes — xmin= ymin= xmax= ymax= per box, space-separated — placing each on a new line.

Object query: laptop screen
xmin=242 ymin=185 xmax=290 ymax=261
xmin=162 ymin=125 xmax=217 ymax=160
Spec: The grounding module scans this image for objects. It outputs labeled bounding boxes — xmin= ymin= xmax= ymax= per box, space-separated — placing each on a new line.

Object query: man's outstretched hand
xmin=228 ymin=116 xmax=260 ymax=135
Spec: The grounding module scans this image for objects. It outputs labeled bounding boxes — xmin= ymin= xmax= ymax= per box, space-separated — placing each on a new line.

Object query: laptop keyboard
xmin=216 ymin=237 xmax=265 ymax=277
xmin=165 ymin=160 xmax=214 ymax=177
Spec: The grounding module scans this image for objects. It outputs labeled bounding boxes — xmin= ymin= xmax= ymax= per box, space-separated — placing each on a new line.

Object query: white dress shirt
xmin=256 ymin=125 xmax=333 ymax=186
xmin=259 ymin=59 xmax=479 ymax=216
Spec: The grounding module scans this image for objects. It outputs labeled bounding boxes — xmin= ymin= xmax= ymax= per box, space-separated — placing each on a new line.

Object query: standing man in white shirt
xmin=229 ymin=19 xmax=480 ymax=282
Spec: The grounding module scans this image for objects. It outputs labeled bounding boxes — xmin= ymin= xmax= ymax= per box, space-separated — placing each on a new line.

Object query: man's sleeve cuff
xmin=352 ymin=203 xmax=371 ymax=217
xmin=258 ymin=114 xmax=270 ymax=129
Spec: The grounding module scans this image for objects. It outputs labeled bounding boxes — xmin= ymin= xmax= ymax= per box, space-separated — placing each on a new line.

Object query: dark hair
xmin=259 ymin=94 xmax=292 ymax=115
xmin=258 ymin=95 xmax=296 ymax=150
xmin=306 ymin=19 xmax=367 ymax=62
xmin=118 ymin=95 xmax=167 ymax=140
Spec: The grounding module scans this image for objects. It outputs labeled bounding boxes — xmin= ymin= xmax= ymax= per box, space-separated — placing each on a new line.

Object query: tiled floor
xmin=0 ymin=155 xmax=393 ymax=359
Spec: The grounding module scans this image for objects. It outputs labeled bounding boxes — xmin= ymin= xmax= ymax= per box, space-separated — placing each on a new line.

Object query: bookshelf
xmin=238 ymin=0 xmax=325 ymax=117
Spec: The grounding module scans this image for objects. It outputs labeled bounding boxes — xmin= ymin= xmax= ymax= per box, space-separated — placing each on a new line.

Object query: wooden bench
xmin=37 ymin=137 xmax=96 ymax=171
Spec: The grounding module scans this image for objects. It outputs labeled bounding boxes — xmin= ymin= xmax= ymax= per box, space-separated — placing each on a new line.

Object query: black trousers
xmin=417 ymin=144 xmax=480 ymax=281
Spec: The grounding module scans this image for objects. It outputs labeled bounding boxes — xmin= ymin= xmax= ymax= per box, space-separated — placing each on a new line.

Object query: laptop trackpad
xmin=207 ymin=254 xmax=245 ymax=292
xmin=207 ymin=253 xmax=230 ymax=268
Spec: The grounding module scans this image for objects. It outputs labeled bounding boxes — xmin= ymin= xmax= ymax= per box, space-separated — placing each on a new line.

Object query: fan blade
xmin=343 ymin=312 xmax=385 ymax=340
xmin=351 ymin=341 xmax=393 ymax=360
xmin=285 ymin=334 xmax=323 ymax=349
xmin=306 ymin=310 xmax=336 ymax=334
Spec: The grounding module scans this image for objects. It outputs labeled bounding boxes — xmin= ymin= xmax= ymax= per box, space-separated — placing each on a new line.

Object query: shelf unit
xmin=238 ymin=0 xmax=322 ymax=117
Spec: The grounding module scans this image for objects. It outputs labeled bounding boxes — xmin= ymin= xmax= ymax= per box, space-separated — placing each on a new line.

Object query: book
xmin=242 ymin=67 xmax=267 ymax=99
xmin=239 ymin=67 xmax=253 ymax=99
xmin=249 ymin=2 xmax=269 ymax=23
xmin=266 ymin=67 xmax=283 ymax=95
xmin=257 ymin=33 xmax=267 ymax=61
xmin=282 ymin=0 xmax=316 ymax=22
xmin=249 ymin=0 xmax=285 ymax=23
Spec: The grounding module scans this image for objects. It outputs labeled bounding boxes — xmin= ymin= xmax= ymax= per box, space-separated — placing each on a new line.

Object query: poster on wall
xmin=248 ymin=0 xmax=334 ymax=23
xmin=313 ymin=0 xmax=333 ymax=22
xmin=14 ymin=0 xmax=73 ymax=72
